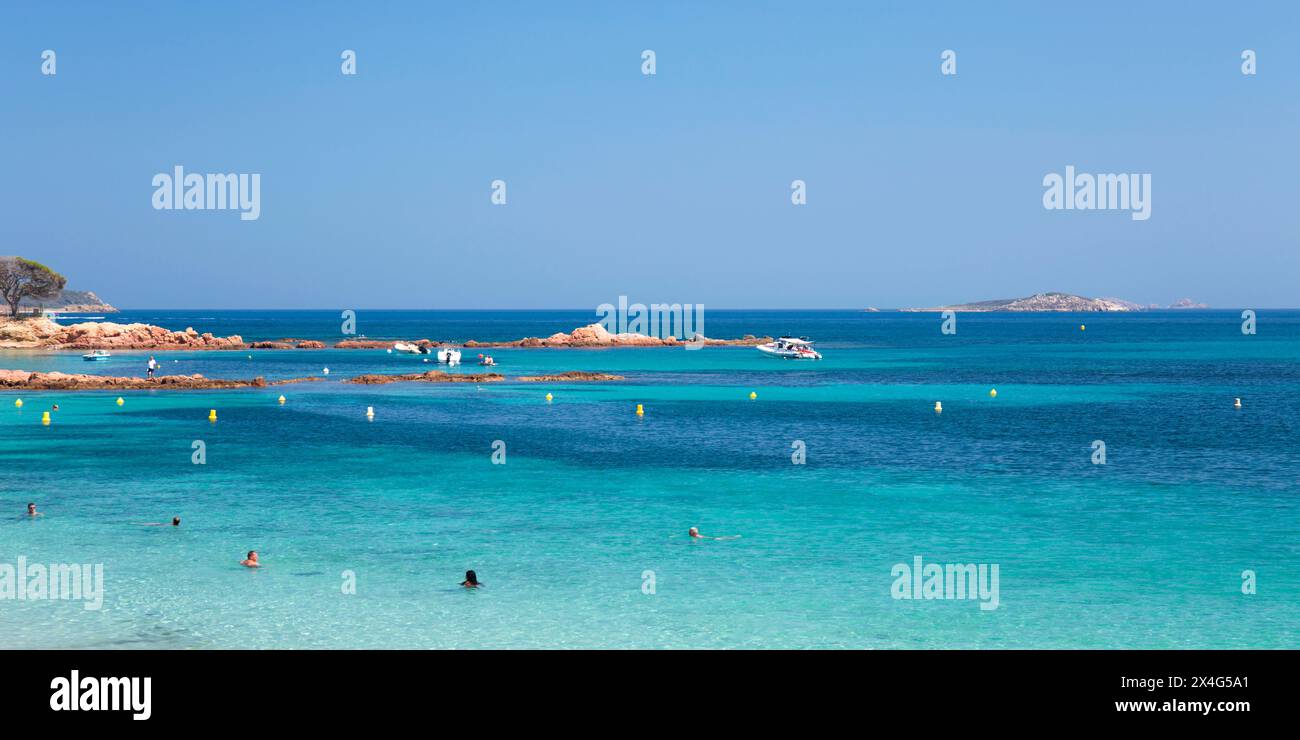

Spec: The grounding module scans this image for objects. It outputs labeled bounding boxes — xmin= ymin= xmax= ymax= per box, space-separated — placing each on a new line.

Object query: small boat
xmin=756 ymin=336 xmax=822 ymax=360
xmin=436 ymin=347 xmax=462 ymax=366
xmin=82 ymin=350 xmax=112 ymax=361
xmin=392 ymin=342 xmax=423 ymax=354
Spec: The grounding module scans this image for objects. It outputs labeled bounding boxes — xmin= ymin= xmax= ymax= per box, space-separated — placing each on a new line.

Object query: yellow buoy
xmin=1080 ymin=324 xmax=1086 ymax=331
xmin=278 ymin=395 xmax=286 ymax=405
xmin=208 ymin=409 xmax=218 ymax=422
xmin=14 ymin=398 xmax=22 ymax=408
xmin=749 ymin=391 xmax=757 ymax=400
xmin=41 ymin=411 xmax=51 ymax=425
xmin=934 ymin=401 xmax=943 ymax=413
xmin=635 ymin=404 xmax=644 ymax=416
xmin=116 ymin=397 xmax=125 ymax=406
xmin=1234 ymin=397 xmax=1242 ymax=408
xmin=545 ymin=393 xmax=553 ymax=402
xmin=989 ymin=389 xmax=997 ymax=398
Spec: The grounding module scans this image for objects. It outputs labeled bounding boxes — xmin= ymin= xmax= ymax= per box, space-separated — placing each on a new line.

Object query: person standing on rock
xmin=146 ymin=355 xmax=158 ymax=380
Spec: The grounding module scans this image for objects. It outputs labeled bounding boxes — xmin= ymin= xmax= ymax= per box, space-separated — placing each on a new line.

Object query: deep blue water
xmin=1 ymin=310 xmax=1296 ymax=648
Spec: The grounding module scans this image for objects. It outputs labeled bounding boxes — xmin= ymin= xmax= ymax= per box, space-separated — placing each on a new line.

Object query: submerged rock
xmin=516 ymin=371 xmax=625 ymax=382
xmin=346 ymin=371 xmax=506 ymax=385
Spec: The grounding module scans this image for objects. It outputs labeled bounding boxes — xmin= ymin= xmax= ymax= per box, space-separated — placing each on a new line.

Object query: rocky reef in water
xmin=0 ymin=370 xmax=323 ymax=390
xmin=346 ymin=371 xmax=506 ymax=384
xmin=0 ymin=367 xmax=625 ymax=390
xmin=516 ymin=371 xmax=625 ymax=382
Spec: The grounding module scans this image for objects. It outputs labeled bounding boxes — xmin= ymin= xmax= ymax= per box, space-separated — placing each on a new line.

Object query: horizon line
xmin=63 ymin=306 xmax=1279 ymax=312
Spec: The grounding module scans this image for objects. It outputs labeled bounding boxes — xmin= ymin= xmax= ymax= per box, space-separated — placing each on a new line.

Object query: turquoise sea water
xmin=1 ymin=310 xmax=1297 ymax=648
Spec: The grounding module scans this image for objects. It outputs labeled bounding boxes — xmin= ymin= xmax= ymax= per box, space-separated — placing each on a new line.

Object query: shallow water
xmin=1 ymin=310 xmax=1296 ymax=648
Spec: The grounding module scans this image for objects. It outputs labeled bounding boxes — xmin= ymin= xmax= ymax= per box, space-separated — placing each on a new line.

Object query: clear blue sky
xmin=2 ymin=1 xmax=1296 ymax=308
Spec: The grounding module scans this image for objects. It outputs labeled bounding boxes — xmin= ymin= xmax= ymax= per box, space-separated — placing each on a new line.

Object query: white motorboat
xmin=756 ymin=336 xmax=822 ymax=360
xmin=392 ymin=342 xmax=423 ymax=354
xmin=436 ymin=347 xmax=462 ymax=366
xmin=82 ymin=350 xmax=112 ymax=361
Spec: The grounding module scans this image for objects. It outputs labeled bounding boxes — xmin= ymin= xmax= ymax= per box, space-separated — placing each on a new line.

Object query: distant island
xmin=899 ymin=292 xmax=1208 ymax=312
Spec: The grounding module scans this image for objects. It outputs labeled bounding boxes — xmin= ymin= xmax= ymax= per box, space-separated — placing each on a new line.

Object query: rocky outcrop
xmin=464 ymin=323 xmax=769 ymax=348
xmin=250 ymin=339 xmax=323 ymax=349
xmin=0 ymin=319 xmax=768 ymax=352
xmin=1169 ymin=298 xmax=1208 ymax=309
xmin=270 ymin=376 xmax=327 ymax=386
xmin=516 ymin=371 xmax=625 ymax=382
xmin=249 ymin=341 xmax=294 ymax=349
xmin=0 ymin=317 xmax=245 ymax=349
xmin=346 ymin=371 xmax=505 ymax=385
xmin=0 ymin=319 xmax=55 ymax=347
xmin=2 ymin=370 xmax=268 ymax=390
xmin=903 ymin=292 xmax=1140 ymax=312
xmin=0 ymin=369 xmax=325 ymax=390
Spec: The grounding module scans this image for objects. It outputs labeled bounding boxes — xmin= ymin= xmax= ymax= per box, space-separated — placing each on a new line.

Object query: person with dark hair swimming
xmin=136 ymin=516 xmax=181 ymax=527
xmin=241 ymin=551 xmax=260 ymax=568
xmin=25 ymin=502 xmax=42 ymax=518
xmin=461 ymin=570 xmax=482 ymax=588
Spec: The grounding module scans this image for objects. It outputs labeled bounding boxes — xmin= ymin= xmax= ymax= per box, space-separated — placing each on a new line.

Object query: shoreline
xmin=0 ymin=317 xmax=768 ymax=352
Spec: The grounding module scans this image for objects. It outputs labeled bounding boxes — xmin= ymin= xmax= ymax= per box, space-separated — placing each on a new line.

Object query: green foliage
xmin=0 ymin=257 xmax=67 ymax=316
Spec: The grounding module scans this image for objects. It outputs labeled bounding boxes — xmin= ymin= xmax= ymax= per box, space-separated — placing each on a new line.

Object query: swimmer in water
xmin=460 ymin=570 xmax=482 ymax=588
xmin=240 ymin=550 xmax=260 ymax=568
xmin=136 ymin=516 xmax=181 ymax=527
xmin=689 ymin=526 xmax=739 ymax=541
xmin=25 ymin=502 xmax=42 ymax=518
